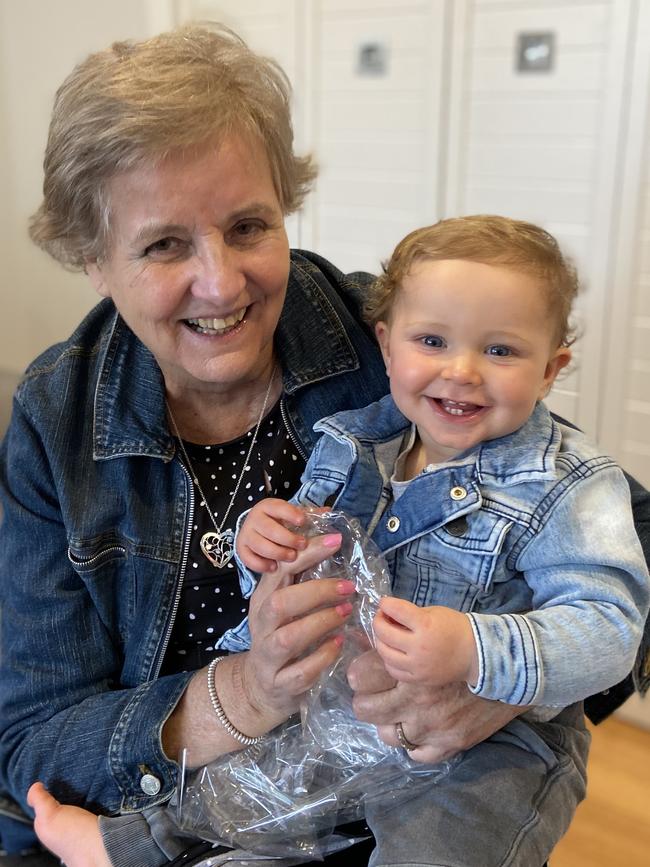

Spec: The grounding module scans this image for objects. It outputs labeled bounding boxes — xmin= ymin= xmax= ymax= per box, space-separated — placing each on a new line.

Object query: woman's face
xmin=86 ymin=134 xmax=290 ymax=398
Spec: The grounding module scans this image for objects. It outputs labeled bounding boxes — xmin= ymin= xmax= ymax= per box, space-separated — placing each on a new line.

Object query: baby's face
xmin=375 ymin=258 xmax=571 ymax=466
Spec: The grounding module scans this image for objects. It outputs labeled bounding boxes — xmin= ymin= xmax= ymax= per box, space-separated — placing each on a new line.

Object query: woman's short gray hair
xmin=29 ymin=24 xmax=317 ymax=269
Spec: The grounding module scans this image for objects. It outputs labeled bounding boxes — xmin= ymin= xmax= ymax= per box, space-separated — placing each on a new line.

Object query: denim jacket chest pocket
xmin=397 ymin=512 xmax=513 ymax=612
xmin=67 ymin=533 xmax=135 ymax=648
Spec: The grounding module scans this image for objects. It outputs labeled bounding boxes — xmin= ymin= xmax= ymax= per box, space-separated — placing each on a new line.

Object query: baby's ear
xmin=540 ymin=347 xmax=572 ymax=398
xmin=375 ymin=321 xmax=391 ymax=375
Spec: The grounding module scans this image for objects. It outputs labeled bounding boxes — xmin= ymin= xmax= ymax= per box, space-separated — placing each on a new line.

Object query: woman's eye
xmin=486 ymin=344 xmax=513 ymax=357
xmin=232 ymin=220 xmax=264 ymax=241
xmin=422 ymin=335 xmax=445 ymax=348
xmin=144 ymin=237 xmax=185 ymax=257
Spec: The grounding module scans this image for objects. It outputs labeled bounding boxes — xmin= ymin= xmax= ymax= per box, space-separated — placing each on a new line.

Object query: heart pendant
xmin=200 ymin=529 xmax=235 ymax=568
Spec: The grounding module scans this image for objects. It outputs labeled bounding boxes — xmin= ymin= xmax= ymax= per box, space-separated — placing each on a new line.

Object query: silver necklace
xmin=166 ymin=368 xmax=276 ymax=569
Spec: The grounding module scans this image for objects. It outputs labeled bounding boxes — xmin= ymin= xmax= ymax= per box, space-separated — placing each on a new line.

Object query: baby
xmin=235 ymin=214 xmax=650 ymax=863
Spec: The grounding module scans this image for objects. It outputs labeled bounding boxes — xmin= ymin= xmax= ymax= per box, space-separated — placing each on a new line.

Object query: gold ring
xmin=395 ymin=721 xmax=419 ymax=751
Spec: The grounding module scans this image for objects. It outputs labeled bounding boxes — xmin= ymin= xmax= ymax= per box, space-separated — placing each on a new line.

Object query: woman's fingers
xmin=252 ymin=534 xmax=348 ymax=624
xmin=347 ymin=648 xmax=397 ymax=693
xmin=275 ymin=632 xmax=345 ymax=693
xmin=243 ymin=531 xmax=353 ymax=714
xmin=352 ymin=674 xmax=527 ymax=764
xmin=255 ymin=594 xmax=354 ymax=687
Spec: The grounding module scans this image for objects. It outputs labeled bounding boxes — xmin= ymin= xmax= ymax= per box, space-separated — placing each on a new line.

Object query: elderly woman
xmin=0 ymin=23 xmax=648 ymax=867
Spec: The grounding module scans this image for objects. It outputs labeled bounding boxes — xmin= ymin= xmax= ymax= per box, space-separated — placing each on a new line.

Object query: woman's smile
xmin=184 ymin=306 xmax=248 ymax=335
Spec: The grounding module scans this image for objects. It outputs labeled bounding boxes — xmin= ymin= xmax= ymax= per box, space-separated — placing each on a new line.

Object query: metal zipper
xmin=152 ymin=457 xmax=195 ymax=679
xmin=67 ymin=545 xmax=127 ymax=567
xmin=280 ymin=395 xmax=308 ymax=460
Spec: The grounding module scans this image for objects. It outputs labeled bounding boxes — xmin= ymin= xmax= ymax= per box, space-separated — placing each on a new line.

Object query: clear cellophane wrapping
xmin=177 ymin=511 xmax=457 ymax=861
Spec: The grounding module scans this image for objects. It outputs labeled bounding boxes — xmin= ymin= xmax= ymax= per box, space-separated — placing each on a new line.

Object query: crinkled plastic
xmin=177 ymin=511 xmax=458 ymax=861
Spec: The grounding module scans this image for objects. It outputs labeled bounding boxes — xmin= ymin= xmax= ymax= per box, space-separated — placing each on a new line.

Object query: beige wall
xmin=0 ymin=0 xmax=150 ymax=374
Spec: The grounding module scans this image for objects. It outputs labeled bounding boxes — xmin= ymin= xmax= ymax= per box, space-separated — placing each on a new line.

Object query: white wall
xmin=0 ymin=0 xmax=150 ymax=374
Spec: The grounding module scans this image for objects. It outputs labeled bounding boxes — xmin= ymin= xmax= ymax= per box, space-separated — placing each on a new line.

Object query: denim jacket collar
xmin=475 ymin=403 xmax=562 ymax=485
xmin=92 ymin=256 xmax=361 ymax=460
xmin=317 ymin=395 xmax=561 ymax=486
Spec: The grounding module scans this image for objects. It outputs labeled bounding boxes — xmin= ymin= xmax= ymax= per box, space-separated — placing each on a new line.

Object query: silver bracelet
xmin=207 ymin=655 xmax=264 ymax=746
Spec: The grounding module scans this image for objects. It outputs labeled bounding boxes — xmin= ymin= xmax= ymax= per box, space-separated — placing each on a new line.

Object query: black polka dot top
xmin=160 ymin=398 xmax=305 ymax=675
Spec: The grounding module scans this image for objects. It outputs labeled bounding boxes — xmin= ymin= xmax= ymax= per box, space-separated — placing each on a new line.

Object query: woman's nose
xmin=192 ymin=237 xmax=246 ymax=302
xmin=441 ymin=353 xmax=482 ymax=385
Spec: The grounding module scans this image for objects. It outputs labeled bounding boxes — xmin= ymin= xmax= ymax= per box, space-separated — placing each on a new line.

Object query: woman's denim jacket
xmin=292 ymin=395 xmax=650 ymax=708
xmin=0 ymin=251 xmax=389 ymax=825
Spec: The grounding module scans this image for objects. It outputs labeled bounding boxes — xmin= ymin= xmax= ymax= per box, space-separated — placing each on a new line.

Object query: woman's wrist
xmin=207 ymin=656 xmax=271 ymax=744
xmin=216 ymin=651 xmax=289 ymax=739
xmin=161 ymin=653 xmax=288 ymax=766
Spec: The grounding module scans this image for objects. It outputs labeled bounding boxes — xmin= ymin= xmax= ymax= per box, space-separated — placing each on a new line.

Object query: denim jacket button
xmin=140 ymin=773 xmax=161 ymax=796
xmin=450 ymin=486 xmax=467 ymax=501
xmin=446 ymin=516 xmax=468 ymax=537
xmin=386 ymin=516 xmax=400 ymax=533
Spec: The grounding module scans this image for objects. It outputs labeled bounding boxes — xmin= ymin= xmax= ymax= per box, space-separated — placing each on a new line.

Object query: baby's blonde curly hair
xmin=365 ymin=215 xmax=579 ymax=348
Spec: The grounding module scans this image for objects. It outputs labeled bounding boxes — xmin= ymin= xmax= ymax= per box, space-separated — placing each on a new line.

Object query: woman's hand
xmin=347 ymin=649 xmax=525 ymax=764
xmin=240 ymin=531 xmax=354 ymax=724
xmin=163 ymin=532 xmax=354 ymax=765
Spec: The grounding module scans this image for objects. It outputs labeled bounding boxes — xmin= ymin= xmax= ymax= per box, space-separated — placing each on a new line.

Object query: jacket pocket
xmin=297 ymin=476 xmax=344 ymax=508
xmin=68 ymin=534 xmax=134 ymax=644
xmin=400 ymin=513 xmax=512 ymax=611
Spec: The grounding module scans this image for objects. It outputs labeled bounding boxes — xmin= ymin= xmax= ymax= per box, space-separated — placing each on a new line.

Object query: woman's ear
xmin=375 ymin=321 xmax=391 ymax=376
xmin=539 ymin=347 xmax=572 ymax=399
xmin=85 ymin=261 xmax=110 ymax=298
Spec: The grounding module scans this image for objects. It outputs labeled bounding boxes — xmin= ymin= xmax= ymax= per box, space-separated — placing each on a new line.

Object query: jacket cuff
xmin=466 ymin=612 xmax=541 ymax=704
xmin=99 ymin=813 xmax=167 ymax=867
xmin=108 ymin=671 xmax=194 ymax=811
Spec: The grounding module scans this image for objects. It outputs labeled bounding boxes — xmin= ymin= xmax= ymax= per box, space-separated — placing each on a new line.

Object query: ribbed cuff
xmin=99 ymin=813 xmax=168 ymax=867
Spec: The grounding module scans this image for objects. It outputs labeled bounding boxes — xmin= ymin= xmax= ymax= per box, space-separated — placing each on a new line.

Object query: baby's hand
xmin=373 ymin=597 xmax=478 ymax=686
xmin=28 ymin=782 xmax=111 ymax=867
xmin=236 ymin=498 xmax=309 ymax=573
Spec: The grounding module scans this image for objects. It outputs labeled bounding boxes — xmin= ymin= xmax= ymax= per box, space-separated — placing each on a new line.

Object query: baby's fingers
xmin=373 ymin=609 xmax=412 ymax=650
xmin=28 ymin=782 xmax=59 ymax=821
xmin=374 ymin=639 xmax=416 ymax=682
xmin=246 ymin=527 xmax=305 ymax=564
xmin=257 ymin=514 xmax=308 ymax=551
xmin=240 ymin=546 xmax=279 ymax=573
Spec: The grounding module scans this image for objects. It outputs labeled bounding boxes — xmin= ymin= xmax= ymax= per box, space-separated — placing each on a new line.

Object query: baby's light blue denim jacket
xmin=289 ymin=395 xmax=650 ymax=709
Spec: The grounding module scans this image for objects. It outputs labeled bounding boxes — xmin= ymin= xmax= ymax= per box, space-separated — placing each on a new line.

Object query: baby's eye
xmin=486 ymin=344 xmax=513 ymax=357
xmin=421 ymin=335 xmax=445 ymax=348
